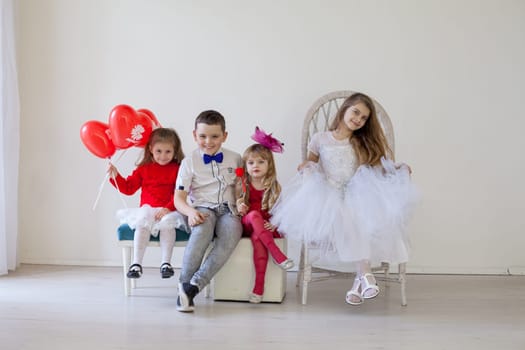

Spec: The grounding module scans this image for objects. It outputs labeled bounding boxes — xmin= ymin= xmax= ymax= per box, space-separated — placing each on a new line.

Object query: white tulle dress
xmin=270 ymin=131 xmax=419 ymax=270
xmin=117 ymin=205 xmax=190 ymax=237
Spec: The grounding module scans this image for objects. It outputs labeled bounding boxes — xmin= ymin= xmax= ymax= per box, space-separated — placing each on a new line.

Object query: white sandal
xmin=360 ymin=273 xmax=379 ymax=299
xmin=345 ymin=277 xmax=364 ymax=305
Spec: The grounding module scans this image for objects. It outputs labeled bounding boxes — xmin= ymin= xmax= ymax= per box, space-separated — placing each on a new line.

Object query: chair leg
xmin=383 ymin=262 xmax=390 ymax=289
xmin=122 ymin=247 xmax=132 ymax=296
xmin=301 ymin=265 xmax=311 ymax=305
xmin=399 ymin=263 xmax=407 ymax=306
xmin=300 ymin=243 xmax=311 ymax=305
xmin=296 ymin=243 xmax=305 ymax=288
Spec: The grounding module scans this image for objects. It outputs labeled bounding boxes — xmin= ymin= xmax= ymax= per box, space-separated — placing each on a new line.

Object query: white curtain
xmin=0 ymin=0 xmax=20 ymax=275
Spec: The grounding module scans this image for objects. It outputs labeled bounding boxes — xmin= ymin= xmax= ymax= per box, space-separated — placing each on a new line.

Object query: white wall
xmin=16 ymin=0 xmax=525 ymax=274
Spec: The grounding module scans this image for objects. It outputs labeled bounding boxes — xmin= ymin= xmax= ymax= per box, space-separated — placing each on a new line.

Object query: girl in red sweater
xmin=109 ymin=128 xmax=186 ymax=279
xmin=236 ymin=128 xmax=294 ymax=303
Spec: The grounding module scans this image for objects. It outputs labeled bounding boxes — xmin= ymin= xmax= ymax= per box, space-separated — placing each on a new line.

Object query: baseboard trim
xmin=406 ymin=265 xmax=525 ymax=275
xmin=18 ymin=259 xmax=525 ymax=275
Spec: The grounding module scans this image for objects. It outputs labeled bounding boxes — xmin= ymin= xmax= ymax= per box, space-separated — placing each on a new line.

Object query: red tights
xmin=242 ymin=210 xmax=287 ymax=296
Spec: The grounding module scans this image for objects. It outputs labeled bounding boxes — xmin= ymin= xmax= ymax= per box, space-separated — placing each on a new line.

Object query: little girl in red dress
xmin=108 ymin=128 xmax=187 ymax=279
xmin=236 ymin=127 xmax=294 ymax=303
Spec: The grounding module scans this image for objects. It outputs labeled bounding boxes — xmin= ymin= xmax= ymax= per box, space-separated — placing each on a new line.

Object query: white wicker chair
xmin=297 ymin=90 xmax=407 ymax=306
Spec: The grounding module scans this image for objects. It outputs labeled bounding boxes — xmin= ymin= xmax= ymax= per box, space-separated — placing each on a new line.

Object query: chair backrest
xmin=302 ymin=90 xmax=395 ymax=161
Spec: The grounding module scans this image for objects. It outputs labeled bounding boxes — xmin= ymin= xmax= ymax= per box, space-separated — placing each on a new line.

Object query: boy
xmin=174 ymin=110 xmax=242 ymax=312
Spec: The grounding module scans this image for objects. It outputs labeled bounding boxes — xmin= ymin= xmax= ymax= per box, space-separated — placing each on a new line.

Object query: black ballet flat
xmin=126 ymin=263 xmax=143 ymax=279
xmin=160 ymin=263 xmax=174 ymax=279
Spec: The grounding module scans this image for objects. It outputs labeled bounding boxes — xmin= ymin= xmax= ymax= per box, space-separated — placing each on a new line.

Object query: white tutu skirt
xmin=117 ymin=205 xmax=190 ymax=237
xmin=270 ymin=158 xmax=419 ymax=269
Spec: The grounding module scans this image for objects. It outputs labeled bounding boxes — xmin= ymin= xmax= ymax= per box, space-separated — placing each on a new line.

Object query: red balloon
xmin=136 ymin=112 xmax=155 ymax=148
xmin=109 ymin=104 xmax=153 ymax=148
xmin=137 ymin=108 xmax=161 ymax=128
xmin=80 ymin=120 xmax=116 ymax=158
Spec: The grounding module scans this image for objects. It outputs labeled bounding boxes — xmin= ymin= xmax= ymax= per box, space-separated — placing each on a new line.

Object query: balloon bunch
xmin=80 ymin=105 xmax=161 ymax=159
xmin=80 ymin=105 xmax=161 ymax=210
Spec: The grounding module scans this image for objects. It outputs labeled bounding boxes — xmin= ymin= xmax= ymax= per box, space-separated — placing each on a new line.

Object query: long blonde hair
xmin=240 ymin=144 xmax=281 ymax=211
xmin=329 ymin=92 xmax=392 ymax=166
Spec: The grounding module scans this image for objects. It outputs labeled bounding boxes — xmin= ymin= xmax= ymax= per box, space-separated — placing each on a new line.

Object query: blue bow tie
xmin=203 ymin=152 xmax=223 ymax=164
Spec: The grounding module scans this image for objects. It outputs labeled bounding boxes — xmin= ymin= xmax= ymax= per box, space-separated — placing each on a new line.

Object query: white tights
xmin=132 ymin=227 xmax=176 ymax=266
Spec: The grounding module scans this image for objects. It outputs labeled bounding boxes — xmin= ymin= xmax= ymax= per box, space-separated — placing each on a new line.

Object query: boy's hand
xmin=188 ymin=209 xmax=208 ymax=227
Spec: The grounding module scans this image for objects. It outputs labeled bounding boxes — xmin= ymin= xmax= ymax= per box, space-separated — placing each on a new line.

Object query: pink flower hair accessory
xmin=251 ymin=126 xmax=284 ymax=153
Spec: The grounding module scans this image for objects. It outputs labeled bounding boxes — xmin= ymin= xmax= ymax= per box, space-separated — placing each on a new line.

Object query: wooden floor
xmin=1 ymin=264 xmax=524 ymax=350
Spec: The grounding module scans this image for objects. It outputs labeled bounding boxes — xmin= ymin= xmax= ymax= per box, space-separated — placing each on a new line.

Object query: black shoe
xmin=126 ymin=264 xmax=142 ymax=279
xmin=160 ymin=263 xmax=174 ymax=279
xmin=176 ymin=282 xmax=198 ymax=312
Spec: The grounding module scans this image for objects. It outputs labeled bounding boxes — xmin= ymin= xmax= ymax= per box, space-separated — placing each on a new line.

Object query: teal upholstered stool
xmin=117 ymin=224 xmax=190 ymax=296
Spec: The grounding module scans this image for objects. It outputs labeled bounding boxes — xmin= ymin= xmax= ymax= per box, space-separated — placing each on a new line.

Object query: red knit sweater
xmin=109 ymin=162 xmax=179 ymax=211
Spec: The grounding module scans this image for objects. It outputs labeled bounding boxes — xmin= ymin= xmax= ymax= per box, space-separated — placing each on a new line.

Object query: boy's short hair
xmin=195 ymin=110 xmax=226 ymax=132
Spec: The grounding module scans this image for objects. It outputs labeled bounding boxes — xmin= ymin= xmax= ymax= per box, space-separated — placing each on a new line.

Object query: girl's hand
xmin=188 ymin=209 xmax=208 ymax=227
xmin=264 ymin=221 xmax=276 ymax=232
xmin=297 ymin=161 xmax=310 ymax=171
xmin=155 ymin=208 xmax=170 ymax=220
xmin=395 ymin=162 xmax=412 ymax=175
xmin=107 ymin=163 xmax=118 ymax=178
xmin=297 ymin=160 xmax=316 ymax=172
xmin=237 ymin=202 xmax=249 ymax=216
xmin=298 ymin=153 xmax=319 ymax=171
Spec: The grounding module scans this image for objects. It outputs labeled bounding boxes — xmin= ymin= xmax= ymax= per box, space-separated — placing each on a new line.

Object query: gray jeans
xmin=179 ymin=204 xmax=242 ymax=291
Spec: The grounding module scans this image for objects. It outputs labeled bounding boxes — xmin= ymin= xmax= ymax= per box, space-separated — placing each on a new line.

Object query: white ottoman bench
xmin=211 ymin=237 xmax=287 ymax=302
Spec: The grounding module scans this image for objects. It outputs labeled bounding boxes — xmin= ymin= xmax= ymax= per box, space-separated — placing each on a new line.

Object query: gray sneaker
xmin=176 ymin=282 xmax=198 ymax=312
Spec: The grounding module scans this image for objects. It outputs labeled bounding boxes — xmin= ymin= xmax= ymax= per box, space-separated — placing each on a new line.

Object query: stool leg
xmin=399 ymin=263 xmax=407 ymax=306
xmin=122 ymin=246 xmax=132 ymax=296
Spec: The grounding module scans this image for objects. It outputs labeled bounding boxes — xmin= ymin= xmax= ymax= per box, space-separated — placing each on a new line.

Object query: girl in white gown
xmin=270 ymin=92 xmax=419 ymax=305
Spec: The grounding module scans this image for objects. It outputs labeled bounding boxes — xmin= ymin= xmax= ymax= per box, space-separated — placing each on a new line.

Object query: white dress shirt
xmin=176 ymin=147 xmax=241 ymax=212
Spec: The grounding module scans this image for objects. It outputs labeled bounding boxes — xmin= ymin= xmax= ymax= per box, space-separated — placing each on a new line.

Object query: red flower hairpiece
xmin=251 ymin=126 xmax=284 ymax=153
xmin=235 ymin=167 xmax=244 ymax=177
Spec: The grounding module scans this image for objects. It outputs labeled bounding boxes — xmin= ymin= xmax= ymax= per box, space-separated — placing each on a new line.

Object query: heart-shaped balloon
xmin=137 ymin=108 xmax=161 ymax=128
xmin=80 ymin=120 xmax=116 ymax=159
xmin=109 ymin=104 xmax=153 ymax=149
